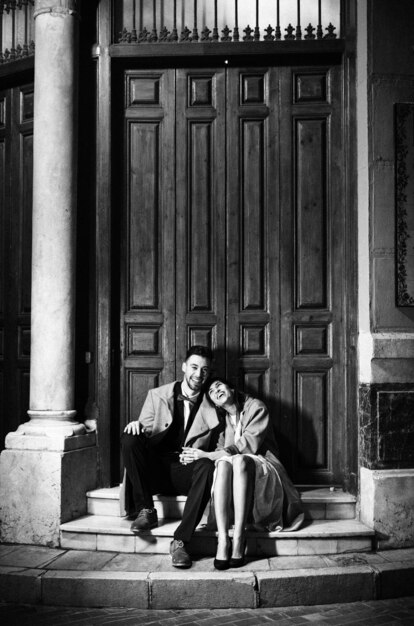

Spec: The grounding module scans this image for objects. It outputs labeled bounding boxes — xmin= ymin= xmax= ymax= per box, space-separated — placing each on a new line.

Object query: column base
xmin=0 ymin=432 xmax=97 ymax=547
xmin=5 ymin=410 xmax=88 ymax=450
xmin=22 ymin=409 xmax=87 ymax=436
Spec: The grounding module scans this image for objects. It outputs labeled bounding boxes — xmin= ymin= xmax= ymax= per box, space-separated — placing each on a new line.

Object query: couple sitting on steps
xmin=121 ymin=345 xmax=304 ymax=570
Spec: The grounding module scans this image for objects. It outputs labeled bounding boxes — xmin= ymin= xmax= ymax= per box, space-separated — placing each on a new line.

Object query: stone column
xmin=0 ymin=0 xmax=97 ymax=546
xmin=27 ymin=0 xmax=83 ymax=437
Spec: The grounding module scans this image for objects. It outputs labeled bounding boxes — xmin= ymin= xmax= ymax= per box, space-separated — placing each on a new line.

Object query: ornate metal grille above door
xmin=0 ymin=1 xmax=35 ymax=64
xmin=115 ymin=0 xmax=341 ymax=45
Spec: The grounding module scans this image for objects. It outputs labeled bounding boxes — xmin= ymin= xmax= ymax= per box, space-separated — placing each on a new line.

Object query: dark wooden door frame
xmin=94 ymin=0 xmax=358 ymax=489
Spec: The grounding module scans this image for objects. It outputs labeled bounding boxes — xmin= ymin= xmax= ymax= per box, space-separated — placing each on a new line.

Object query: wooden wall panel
xmin=0 ymin=91 xmax=6 ymax=347
xmin=14 ymin=89 xmax=33 ymax=429
xmin=1 ymin=83 xmax=33 ymax=448
xmin=295 ymin=324 xmax=330 ymax=356
xmin=295 ymin=118 xmax=327 ymax=309
xmin=241 ymin=119 xmax=265 ymax=311
xmin=127 ymin=370 xmax=159 ymax=422
xmin=127 ymin=325 xmax=160 ymax=356
xmin=18 ymin=326 xmax=31 ymax=359
xmin=189 ymin=122 xmax=212 ymax=312
xmin=175 ymin=69 xmax=226 ymax=366
xmin=226 ymin=68 xmax=278 ymax=399
xmin=20 ymin=132 xmax=33 ymax=314
xmin=279 ymin=67 xmax=344 ymax=483
xmin=0 ymin=121 xmax=3 ymax=440
xmin=129 ymin=122 xmax=160 ymax=310
xmin=294 ymin=73 xmax=328 ymax=103
xmin=121 ymin=70 xmax=176 ymax=429
xmin=129 ymin=76 xmax=161 ymax=105
xmin=241 ymin=324 xmax=267 ymax=356
xmin=242 ymin=369 xmax=267 ymax=399
xmin=188 ymin=326 xmax=215 ymax=351
xmin=0 ymin=96 xmax=4 ymax=126
xmin=296 ymin=370 xmax=328 ymax=470
xmin=20 ymin=89 xmax=34 ymax=122
xmin=0 ymin=135 xmax=4 ymax=321
xmin=17 ymin=370 xmax=30 ymax=426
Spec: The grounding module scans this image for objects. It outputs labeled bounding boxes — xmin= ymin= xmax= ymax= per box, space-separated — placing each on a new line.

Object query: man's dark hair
xmin=185 ymin=345 xmax=213 ymax=362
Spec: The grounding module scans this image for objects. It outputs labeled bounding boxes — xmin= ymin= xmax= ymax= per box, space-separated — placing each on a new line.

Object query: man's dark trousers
xmin=121 ymin=432 xmax=215 ymax=543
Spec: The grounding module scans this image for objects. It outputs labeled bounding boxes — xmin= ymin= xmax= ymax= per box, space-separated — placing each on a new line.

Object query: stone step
xmin=86 ymin=485 xmax=357 ymax=520
xmin=60 ymin=516 xmax=373 ymax=557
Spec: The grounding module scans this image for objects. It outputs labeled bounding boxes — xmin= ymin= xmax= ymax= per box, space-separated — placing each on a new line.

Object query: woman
xmin=180 ymin=377 xmax=304 ymax=570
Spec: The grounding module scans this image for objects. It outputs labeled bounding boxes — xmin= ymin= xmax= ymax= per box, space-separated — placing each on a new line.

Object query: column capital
xmin=34 ymin=0 xmax=80 ymax=20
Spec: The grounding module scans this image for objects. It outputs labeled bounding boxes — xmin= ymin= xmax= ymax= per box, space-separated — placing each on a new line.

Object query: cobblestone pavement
xmin=1 ymin=596 xmax=414 ymax=626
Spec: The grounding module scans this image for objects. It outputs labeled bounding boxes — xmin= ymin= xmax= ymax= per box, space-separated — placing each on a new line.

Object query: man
xmin=121 ymin=345 xmax=219 ymax=568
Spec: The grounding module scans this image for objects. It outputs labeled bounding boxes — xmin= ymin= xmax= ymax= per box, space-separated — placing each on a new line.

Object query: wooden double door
xmin=119 ymin=63 xmax=347 ymax=484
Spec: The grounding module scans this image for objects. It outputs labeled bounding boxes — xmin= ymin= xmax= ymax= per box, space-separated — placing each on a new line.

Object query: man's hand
xmin=124 ymin=420 xmax=141 ymax=436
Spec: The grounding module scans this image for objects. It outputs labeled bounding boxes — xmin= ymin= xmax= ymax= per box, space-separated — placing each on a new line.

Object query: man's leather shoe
xmin=130 ymin=508 xmax=158 ymax=533
xmin=170 ymin=539 xmax=192 ymax=568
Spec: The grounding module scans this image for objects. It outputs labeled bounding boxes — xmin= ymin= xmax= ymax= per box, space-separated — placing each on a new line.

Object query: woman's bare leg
xmin=213 ymin=461 xmax=233 ymax=560
xmin=232 ymin=455 xmax=255 ymax=559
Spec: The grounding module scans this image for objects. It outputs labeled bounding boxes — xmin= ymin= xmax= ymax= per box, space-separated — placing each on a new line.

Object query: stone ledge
xmin=150 ymin=571 xmax=257 ymax=609
xmin=0 ymin=565 xmax=412 ymax=609
xmin=42 ymin=570 xmax=149 ymax=608
xmin=1 ymin=548 xmax=413 ymax=609
xmin=373 ymin=561 xmax=414 ymax=600
xmin=257 ymin=566 xmax=375 ymax=607
xmin=0 ymin=567 xmax=44 ymax=605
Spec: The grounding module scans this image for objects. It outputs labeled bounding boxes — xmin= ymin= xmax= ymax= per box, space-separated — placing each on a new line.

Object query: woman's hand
xmin=180 ymin=447 xmax=207 ymax=464
xmin=180 ymin=447 xmax=231 ymax=464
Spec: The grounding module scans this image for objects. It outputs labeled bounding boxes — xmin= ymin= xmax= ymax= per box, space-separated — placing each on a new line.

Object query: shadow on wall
xmin=212 ymin=348 xmax=319 ymax=482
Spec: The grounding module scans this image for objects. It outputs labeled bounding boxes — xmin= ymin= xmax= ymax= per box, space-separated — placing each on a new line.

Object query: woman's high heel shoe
xmin=214 ymin=537 xmax=231 ymax=570
xmin=229 ymin=539 xmax=247 ymax=568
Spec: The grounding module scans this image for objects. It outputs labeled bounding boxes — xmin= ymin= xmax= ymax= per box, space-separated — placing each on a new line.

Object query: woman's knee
xmin=216 ymin=460 xmax=232 ymax=479
xmin=232 ymin=455 xmax=255 ymax=475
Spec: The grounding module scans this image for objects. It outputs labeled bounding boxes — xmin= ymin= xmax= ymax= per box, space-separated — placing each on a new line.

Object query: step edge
xmin=86 ymin=490 xmax=357 ymax=504
xmin=60 ymin=518 xmax=375 ymax=538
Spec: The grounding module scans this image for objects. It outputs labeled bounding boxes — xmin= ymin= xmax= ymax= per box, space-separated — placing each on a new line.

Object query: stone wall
xmin=369 ymin=2 xmax=414 ymax=337
xmin=359 ymin=0 xmax=414 ymax=469
xmin=358 ymin=0 xmax=414 ymax=548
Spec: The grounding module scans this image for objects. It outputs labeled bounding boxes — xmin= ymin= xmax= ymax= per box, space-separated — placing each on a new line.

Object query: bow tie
xmin=177 ymin=393 xmax=198 ymax=405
